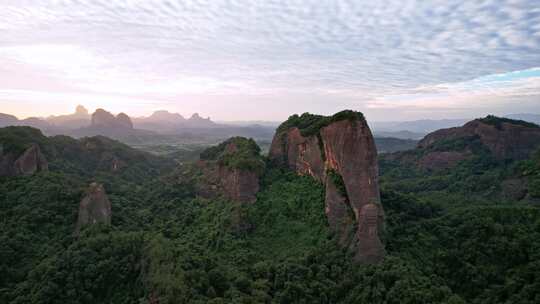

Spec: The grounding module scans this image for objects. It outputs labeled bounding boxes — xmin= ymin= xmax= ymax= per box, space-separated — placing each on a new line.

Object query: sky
xmin=0 ymin=0 xmax=539 ymax=121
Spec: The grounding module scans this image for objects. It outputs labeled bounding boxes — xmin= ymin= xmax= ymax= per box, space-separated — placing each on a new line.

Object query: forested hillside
xmin=1 ymin=120 xmax=540 ymax=303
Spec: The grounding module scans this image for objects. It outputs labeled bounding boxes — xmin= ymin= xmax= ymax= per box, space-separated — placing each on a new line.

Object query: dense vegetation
xmin=276 ymin=110 xmax=365 ymax=137
xmin=374 ymin=137 xmax=417 ymax=153
xmin=200 ymin=136 xmax=265 ymax=173
xmin=1 ymin=126 xmax=540 ymax=303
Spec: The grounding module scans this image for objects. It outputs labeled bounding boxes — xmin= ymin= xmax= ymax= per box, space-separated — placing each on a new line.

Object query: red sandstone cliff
xmin=269 ymin=111 xmax=385 ymax=264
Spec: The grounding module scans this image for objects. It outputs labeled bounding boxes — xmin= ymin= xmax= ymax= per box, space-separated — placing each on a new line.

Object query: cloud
xmin=366 ymin=68 xmax=540 ymax=110
xmin=0 ymin=0 xmax=539 ymax=120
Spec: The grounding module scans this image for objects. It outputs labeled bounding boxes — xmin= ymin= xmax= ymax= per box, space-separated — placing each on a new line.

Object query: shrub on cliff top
xmin=478 ymin=115 xmax=539 ymax=130
xmin=200 ymin=137 xmax=265 ymax=173
xmin=277 ymin=110 xmax=365 ymax=137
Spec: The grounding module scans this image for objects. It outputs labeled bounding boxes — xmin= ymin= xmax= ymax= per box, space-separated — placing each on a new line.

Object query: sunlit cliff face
xmin=1 ymin=0 xmax=539 ymax=120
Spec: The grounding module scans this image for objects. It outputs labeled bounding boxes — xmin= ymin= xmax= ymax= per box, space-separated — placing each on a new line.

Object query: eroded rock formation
xmin=0 ymin=144 xmax=48 ymax=177
xmin=269 ymin=111 xmax=385 ymax=263
xmin=384 ymin=116 xmax=540 ymax=172
xmin=197 ymin=137 xmax=264 ymax=204
xmin=76 ymin=183 xmax=112 ymax=234
xmin=418 ymin=116 xmax=540 ymax=161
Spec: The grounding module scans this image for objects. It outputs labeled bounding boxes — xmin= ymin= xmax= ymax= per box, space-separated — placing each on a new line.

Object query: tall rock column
xmin=269 ymin=111 xmax=385 ymax=263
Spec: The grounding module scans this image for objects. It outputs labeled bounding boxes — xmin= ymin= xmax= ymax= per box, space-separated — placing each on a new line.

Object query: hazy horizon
xmin=1 ymin=1 xmax=539 ymax=121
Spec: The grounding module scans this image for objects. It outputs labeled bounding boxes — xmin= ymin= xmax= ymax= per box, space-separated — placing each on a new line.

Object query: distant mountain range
xmin=2 ymin=107 xmax=538 ymax=155
xmin=0 ymin=106 xmax=276 ymax=147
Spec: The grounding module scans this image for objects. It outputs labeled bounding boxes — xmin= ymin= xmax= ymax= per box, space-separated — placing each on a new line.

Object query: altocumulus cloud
xmin=0 ymin=0 xmax=539 ymax=120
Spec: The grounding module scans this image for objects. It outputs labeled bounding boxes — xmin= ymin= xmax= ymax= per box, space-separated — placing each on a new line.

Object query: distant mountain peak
xmin=189 ymin=113 xmax=211 ymax=121
xmin=91 ymin=109 xmax=133 ymax=130
xmin=148 ymin=110 xmax=186 ymax=122
xmin=75 ymin=105 xmax=89 ymax=116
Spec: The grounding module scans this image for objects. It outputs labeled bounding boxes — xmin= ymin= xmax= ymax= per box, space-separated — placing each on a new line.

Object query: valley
xmin=1 ymin=110 xmax=539 ymax=303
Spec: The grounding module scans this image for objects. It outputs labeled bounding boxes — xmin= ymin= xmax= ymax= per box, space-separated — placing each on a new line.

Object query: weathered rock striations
xmin=76 ymin=183 xmax=112 ymax=234
xmin=0 ymin=143 xmax=48 ymax=177
xmin=197 ymin=137 xmax=264 ymax=204
xmin=269 ymin=110 xmax=385 ymax=263
xmin=269 ymin=127 xmax=325 ymax=182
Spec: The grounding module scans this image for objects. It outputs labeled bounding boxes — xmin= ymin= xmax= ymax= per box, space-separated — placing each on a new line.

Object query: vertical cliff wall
xmin=269 ymin=111 xmax=384 ymax=263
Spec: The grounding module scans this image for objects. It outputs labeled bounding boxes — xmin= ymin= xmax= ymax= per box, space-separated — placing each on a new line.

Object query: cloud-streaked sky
xmin=1 ymin=0 xmax=539 ymax=121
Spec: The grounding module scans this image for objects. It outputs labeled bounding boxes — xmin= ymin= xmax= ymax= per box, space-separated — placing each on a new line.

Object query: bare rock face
xmin=324 ymin=174 xmax=355 ymax=246
xmin=0 ymin=144 xmax=48 ymax=177
xmin=270 ymin=127 xmax=325 ymax=182
xmin=218 ymin=165 xmax=260 ymax=203
xmin=355 ymin=203 xmax=385 ymax=264
xmin=197 ymin=137 xmax=264 ymax=204
xmin=76 ymin=183 xmax=112 ymax=233
xmin=14 ymin=144 xmax=49 ymax=175
xmin=419 ymin=117 xmax=540 ymax=161
xmin=270 ymin=111 xmax=385 ymax=263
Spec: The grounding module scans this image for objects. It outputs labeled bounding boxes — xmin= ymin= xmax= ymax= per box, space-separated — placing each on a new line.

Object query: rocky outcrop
xmin=14 ymin=144 xmax=49 ymax=175
xmin=418 ymin=116 xmax=540 ymax=161
xmin=76 ymin=183 xmax=112 ymax=234
xmin=91 ymin=109 xmax=134 ymax=130
xmin=269 ymin=111 xmax=385 ymax=263
xmin=197 ymin=161 xmax=260 ymax=203
xmin=197 ymin=137 xmax=264 ymax=204
xmin=0 ymin=144 xmax=48 ymax=177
